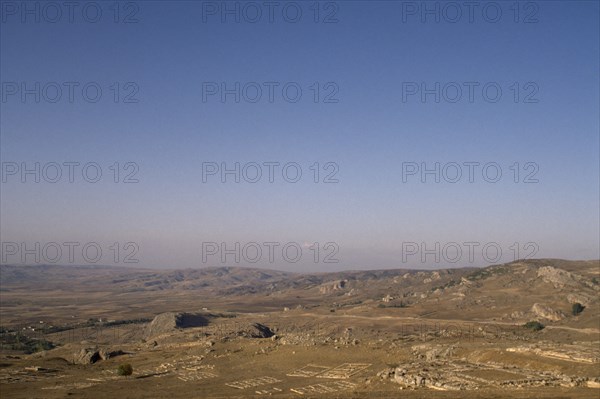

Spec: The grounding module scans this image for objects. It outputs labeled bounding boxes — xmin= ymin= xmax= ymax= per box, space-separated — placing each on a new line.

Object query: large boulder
xmin=73 ymin=348 xmax=124 ymax=364
xmin=319 ymin=280 xmax=347 ymax=294
xmin=74 ymin=348 xmax=102 ymax=364
xmin=531 ymin=303 xmax=566 ymax=321
xmin=233 ymin=322 xmax=275 ymax=338
xmin=145 ymin=312 xmax=209 ymax=338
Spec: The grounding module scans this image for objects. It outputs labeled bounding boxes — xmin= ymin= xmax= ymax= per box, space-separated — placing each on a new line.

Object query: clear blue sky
xmin=1 ymin=1 xmax=599 ymax=271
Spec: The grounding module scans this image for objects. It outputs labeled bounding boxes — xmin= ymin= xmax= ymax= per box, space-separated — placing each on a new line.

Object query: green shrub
xmin=117 ymin=363 xmax=133 ymax=376
xmin=32 ymin=340 xmax=55 ymax=353
xmin=523 ymin=321 xmax=545 ymax=331
xmin=572 ymin=303 xmax=585 ymax=316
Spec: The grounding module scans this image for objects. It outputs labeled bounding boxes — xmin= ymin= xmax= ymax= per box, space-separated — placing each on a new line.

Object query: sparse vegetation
xmin=571 ymin=302 xmax=585 ymax=316
xmin=0 ymin=331 xmax=55 ymax=354
xmin=466 ymin=266 xmax=508 ymax=281
xmin=117 ymin=363 xmax=133 ymax=376
xmin=523 ymin=321 xmax=545 ymax=331
xmin=377 ymin=302 xmax=406 ymax=309
xmin=1 ymin=259 xmax=599 ymax=397
xmin=31 ymin=340 xmax=55 ymax=353
xmin=431 ymin=280 xmax=458 ymax=291
xmin=90 ymin=318 xmax=153 ymax=327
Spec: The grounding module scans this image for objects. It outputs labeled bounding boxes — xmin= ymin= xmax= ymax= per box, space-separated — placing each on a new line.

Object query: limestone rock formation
xmin=537 ymin=266 xmax=578 ymax=289
xmin=145 ymin=312 xmax=209 ymax=338
xmin=531 ymin=303 xmax=566 ymax=321
xmin=319 ymin=280 xmax=347 ymax=294
xmin=73 ymin=348 xmax=125 ymax=364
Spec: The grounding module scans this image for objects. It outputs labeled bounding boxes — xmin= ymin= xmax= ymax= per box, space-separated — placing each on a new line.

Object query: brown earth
xmin=0 ymin=259 xmax=598 ymax=398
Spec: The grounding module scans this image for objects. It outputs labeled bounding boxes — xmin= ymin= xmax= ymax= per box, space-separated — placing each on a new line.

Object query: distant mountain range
xmin=1 ymin=259 xmax=598 ymax=330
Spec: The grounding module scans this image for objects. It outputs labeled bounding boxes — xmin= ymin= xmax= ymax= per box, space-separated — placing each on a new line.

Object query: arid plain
xmin=0 ymin=259 xmax=598 ymax=398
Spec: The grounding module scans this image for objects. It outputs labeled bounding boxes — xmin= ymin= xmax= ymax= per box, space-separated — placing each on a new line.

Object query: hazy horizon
xmin=1 ymin=1 xmax=599 ymax=272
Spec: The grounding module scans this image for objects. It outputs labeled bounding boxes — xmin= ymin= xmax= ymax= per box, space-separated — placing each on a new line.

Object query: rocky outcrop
xmin=393 ymin=366 xmax=464 ymax=390
xmin=319 ymin=280 xmax=347 ymax=294
xmin=145 ymin=312 xmax=209 ymax=338
xmin=566 ymin=293 xmax=592 ymax=306
xmin=531 ymin=303 xmax=565 ymax=321
xmin=233 ymin=322 xmax=275 ymax=338
xmin=202 ymin=321 xmax=276 ymax=340
xmin=381 ymin=359 xmax=596 ymax=391
xmin=74 ymin=348 xmax=102 ymax=364
xmin=73 ymin=348 xmax=125 ymax=364
xmin=412 ymin=344 xmax=456 ymax=361
xmin=423 ymin=271 xmax=441 ymax=284
xmin=537 ymin=266 xmax=579 ymax=289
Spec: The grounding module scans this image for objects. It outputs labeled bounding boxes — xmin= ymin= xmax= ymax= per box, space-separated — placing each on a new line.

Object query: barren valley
xmin=0 ymin=259 xmax=598 ymax=398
